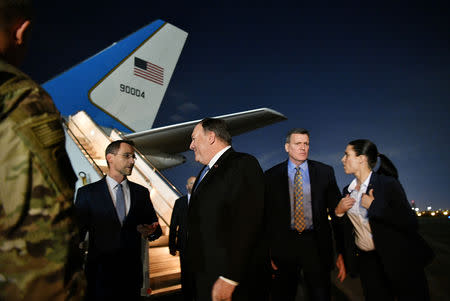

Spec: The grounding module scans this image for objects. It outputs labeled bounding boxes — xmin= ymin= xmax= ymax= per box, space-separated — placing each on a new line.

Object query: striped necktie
xmin=293 ymin=167 xmax=306 ymax=232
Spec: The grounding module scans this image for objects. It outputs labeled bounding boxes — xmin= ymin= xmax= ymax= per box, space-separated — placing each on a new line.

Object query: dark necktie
xmin=294 ymin=167 xmax=306 ymax=232
xmin=116 ymin=183 xmax=126 ymax=223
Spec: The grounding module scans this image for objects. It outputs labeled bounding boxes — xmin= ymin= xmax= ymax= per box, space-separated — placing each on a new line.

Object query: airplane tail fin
xmin=43 ymin=20 xmax=188 ymax=133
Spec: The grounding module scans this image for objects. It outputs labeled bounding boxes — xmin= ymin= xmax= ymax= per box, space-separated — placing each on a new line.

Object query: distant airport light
xmin=444 ymin=211 xmax=448 ymax=216
xmin=417 ymin=213 xmax=422 ymax=216
xmin=431 ymin=212 xmax=436 ymax=216
xmin=415 ymin=208 xmax=419 ymax=212
xmin=427 ymin=206 xmax=432 ymax=210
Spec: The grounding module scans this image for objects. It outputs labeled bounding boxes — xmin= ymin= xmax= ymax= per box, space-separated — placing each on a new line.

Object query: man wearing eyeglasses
xmin=75 ymin=140 xmax=161 ymax=300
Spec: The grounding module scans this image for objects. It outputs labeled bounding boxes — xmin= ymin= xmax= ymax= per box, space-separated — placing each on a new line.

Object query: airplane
xmin=43 ymin=19 xmax=287 ymax=295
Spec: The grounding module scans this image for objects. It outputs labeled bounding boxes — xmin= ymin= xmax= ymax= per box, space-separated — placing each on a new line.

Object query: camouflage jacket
xmin=0 ymin=59 xmax=85 ymax=300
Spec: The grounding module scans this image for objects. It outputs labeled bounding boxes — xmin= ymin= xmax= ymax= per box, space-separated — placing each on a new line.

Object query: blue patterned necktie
xmin=293 ymin=167 xmax=306 ymax=232
xmin=116 ymin=183 xmax=126 ymax=223
xmin=194 ymin=165 xmax=210 ymax=191
xmin=200 ymin=165 xmax=210 ymax=181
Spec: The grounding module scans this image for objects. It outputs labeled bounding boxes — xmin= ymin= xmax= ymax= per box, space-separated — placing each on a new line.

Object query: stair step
xmin=151 ymin=268 xmax=181 ymax=278
xmin=149 ymin=246 xmax=181 ymax=290
xmin=150 ymin=271 xmax=181 ymax=290
xmin=150 ymin=284 xmax=182 ymax=296
xmin=149 ymin=235 xmax=169 ymax=247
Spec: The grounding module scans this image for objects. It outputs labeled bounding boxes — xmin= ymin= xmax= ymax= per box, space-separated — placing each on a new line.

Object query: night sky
xmin=24 ymin=1 xmax=449 ymax=210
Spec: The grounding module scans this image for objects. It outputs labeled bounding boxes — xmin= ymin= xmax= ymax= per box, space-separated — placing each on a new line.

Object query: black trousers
xmin=179 ymin=252 xmax=194 ymax=301
xmin=357 ymin=248 xmax=430 ymax=301
xmin=84 ymin=257 xmax=141 ymax=301
xmin=271 ymin=230 xmax=331 ymax=301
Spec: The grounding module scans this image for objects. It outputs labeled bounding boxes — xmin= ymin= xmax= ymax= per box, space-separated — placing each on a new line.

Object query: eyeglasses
xmin=115 ymin=153 xmax=137 ymax=159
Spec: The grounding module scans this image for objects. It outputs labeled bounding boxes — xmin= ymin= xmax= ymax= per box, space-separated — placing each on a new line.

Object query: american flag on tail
xmin=134 ymin=57 xmax=164 ymax=86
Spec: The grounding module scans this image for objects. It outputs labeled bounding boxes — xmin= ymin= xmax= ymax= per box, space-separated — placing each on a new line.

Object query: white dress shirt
xmin=205 ymin=145 xmax=231 ymax=174
xmin=106 ymin=176 xmax=131 ymax=217
xmin=346 ymin=172 xmax=375 ymax=251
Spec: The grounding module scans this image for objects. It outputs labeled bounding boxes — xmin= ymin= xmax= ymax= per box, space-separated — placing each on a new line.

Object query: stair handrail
xmin=114 ymin=130 xmax=182 ymax=197
xmin=63 ymin=119 xmax=104 ymax=177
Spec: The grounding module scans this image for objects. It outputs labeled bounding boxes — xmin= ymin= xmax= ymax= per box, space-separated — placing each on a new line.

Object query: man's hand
xmin=212 ymin=277 xmax=236 ymax=301
xmin=270 ymin=259 xmax=278 ymax=271
xmin=335 ymin=254 xmax=346 ymax=282
xmin=335 ymin=194 xmax=356 ymax=215
xmin=361 ymin=189 xmax=374 ymax=209
xmin=270 ymin=259 xmax=278 ymax=279
xmin=137 ymin=222 xmax=159 ymax=238
xmin=78 ymin=241 xmax=87 ymax=250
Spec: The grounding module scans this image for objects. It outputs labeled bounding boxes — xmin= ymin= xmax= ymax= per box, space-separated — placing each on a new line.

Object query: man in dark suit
xmin=75 ymin=140 xmax=161 ymax=301
xmin=264 ymin=128 xmax=345 ymax=301
xmin=169 ymin=176 xmax=196 ymax=301
xmin=186 ymin=118 xmax=269 ymax=301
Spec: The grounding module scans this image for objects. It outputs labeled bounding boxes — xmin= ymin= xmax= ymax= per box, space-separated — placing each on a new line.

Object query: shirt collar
xmin=288 ymin=159 xmax=308 ymax=172
xmin=348 ymin=171 xmax=372 ymax=193
xmin=106 ymin=175 xmax=128 ymax=189
xmin=208 ymin=145 xmax=231 ymax=168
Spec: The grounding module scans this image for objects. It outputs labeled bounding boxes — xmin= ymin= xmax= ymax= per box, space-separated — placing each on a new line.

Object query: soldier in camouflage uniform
xmin=0 ymin=0 xmax=85 ymax=300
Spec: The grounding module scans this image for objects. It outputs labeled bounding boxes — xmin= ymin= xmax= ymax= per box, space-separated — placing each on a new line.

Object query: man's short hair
xmin=0 ymin=0 xmax=33 ymax=28
xmin=105 ymin=140 xmax=135 ymax=166
xmin=200 ymin=118 xmax=232 ymax=145
xmin=285 ymin=128 xmax=310 ymax=143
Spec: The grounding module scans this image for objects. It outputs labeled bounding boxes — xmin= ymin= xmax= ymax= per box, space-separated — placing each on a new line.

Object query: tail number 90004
xmin=120 ymin=84 xmax=145 ymax=99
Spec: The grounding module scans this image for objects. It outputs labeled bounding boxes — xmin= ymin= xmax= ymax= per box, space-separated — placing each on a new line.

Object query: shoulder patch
xmin=30 ymin=118 xmax=65 ymax=148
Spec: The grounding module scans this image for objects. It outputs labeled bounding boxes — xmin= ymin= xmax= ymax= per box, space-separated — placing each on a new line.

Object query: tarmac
xmin=144 ymin=216 xmax=450 ymax=301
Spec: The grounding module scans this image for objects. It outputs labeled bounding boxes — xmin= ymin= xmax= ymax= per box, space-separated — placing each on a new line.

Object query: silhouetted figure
xmin=169 ymin=176 xmax=196 ymax=301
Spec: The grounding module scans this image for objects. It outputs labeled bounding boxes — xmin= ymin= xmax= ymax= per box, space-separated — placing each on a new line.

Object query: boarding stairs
xmin=64 ymin=111 xmax=182 ymax=297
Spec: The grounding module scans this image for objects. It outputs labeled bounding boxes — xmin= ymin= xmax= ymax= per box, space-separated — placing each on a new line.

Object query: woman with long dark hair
xmin=335 ymin=139 xmax=433 ymax=301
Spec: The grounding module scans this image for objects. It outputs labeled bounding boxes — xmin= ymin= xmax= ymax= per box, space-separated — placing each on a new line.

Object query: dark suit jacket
xmin=169 ymin=195 xmax=188 ymax=254
xmin=264 ymin=159 xmax=342 ymax=270
xmin=340 ymin=172 xmax=434 ymax=279
xmin=75 ymin=177 xmax=161 ymax=300
xmin=186 ymin=148 xmax=267 ymax=289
